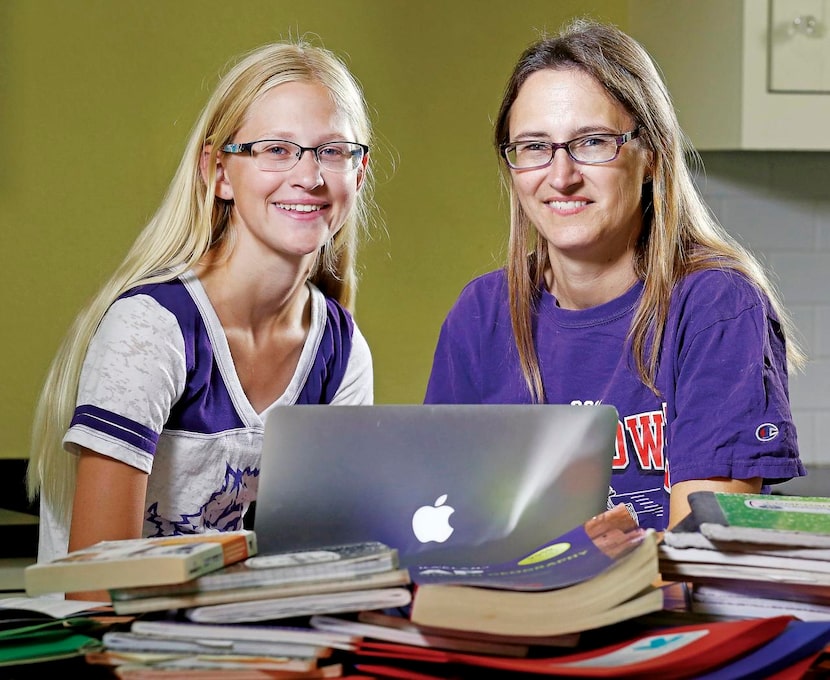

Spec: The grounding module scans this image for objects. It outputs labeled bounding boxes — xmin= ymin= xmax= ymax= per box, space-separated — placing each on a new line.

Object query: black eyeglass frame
xmin=221 ymin=139 xmax=369 ymax=172
xmin=500 ymin=128 xmax=642 ymax=169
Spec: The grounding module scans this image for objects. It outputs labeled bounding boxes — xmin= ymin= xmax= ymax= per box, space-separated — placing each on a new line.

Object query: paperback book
xmin=109 ymin=540 xmax=396 ymax=601
xmin=658 ymin=556 xmax=830 ymax=587
xmin=410 ymin=501 xmax=645 ymax=589
xmin=85 ymin=650 xmax=342 ymax=677
xmin=111 ymin=566 xmax=412 ymax=616
xmin=100 ymin=630 xmax=334 ymax=660
xmin=688 ymin=491 xmax=830 ymax=547
xmin=185 ymin=581 xmax=413 ymax=625
xmin=689 ymin=582 xmax=830 ymax=621
xmin=309 ymin=614 xmax=535 ymax=657
xmin=129 ymin=619 xmax=359 ymax=651
xmin=409 ymin=503 xmax=662 ymax=637
xmin=658 ymin=543 xmax=830 ymax=574
xmin=664 ymin=510 xmax=830 ymax=560
xmin=682 ymin=577 xmax=830 ymax=607
xmin=690 ymin=593 xmax=830 ymax=621
xmin=25 ymin=530 xmax=257 ymax=596
xmin=355 ymin=610 xmax=581 ymax=648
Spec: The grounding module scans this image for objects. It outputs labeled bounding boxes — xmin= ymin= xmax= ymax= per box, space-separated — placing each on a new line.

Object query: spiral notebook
xmin=253 ymin=404 xmax=619 ymax=568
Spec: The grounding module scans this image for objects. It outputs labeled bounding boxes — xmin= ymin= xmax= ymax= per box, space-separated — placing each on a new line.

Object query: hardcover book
xmin=24 ymin=530 xmax=257 ymax=596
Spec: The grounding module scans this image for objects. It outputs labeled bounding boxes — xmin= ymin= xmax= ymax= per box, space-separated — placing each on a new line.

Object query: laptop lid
xmin=254 ymin=404 xmax=618 ymax=568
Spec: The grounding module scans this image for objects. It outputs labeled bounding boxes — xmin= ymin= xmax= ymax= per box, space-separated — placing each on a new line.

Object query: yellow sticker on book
xmin=518 ymin=542 xmax=571 ymax=566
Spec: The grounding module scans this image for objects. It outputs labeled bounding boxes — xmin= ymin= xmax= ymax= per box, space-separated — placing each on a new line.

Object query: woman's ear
xmin=355 ymin=152 xmax=369 ymax=192
xmin=200 ymin=145 xmax=234 ymax=201
xmin=644 ymin=148 xmax=655 ymax=185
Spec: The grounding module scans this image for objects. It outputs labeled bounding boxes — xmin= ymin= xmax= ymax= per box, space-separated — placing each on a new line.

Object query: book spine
xmin=216 ymin=531 xmax=257 ymax=563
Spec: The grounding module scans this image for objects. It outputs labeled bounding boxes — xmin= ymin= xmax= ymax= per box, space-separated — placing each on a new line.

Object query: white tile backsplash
xmin=817 ymin=307 xmax=830 ymax=357
xmin=697 ymin=152 xmax=830 ymax=471
xmin=720 ymin=197 xmax=815 ymax=250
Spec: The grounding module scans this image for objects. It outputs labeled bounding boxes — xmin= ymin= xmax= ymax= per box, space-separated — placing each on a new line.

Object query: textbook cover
xmin=410 ymin=502 xmax=646 ymax=590
xmin=689 ymin=492 xmax=830 ymax=547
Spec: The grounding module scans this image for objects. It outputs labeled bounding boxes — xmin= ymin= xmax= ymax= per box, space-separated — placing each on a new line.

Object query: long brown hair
xmin=493 ymin=18 xmax=805 ymax=402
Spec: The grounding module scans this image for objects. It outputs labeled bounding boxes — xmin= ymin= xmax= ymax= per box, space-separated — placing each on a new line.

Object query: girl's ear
xmin=200 ymin=145 xmax=234 ymax=201
xmin=355 ymin=152 xmax=369 ymax=192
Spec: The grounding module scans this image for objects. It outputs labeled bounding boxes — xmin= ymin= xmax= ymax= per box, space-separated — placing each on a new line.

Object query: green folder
xmin=0 ymin=617 xmax=103 ymax=665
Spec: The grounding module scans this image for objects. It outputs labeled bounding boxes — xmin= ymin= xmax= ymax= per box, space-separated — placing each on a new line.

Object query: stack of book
xmin=5 ymin=595 xmax=830 ymax=677
xmin=11 ymin=506 xmax=830 ymax=676
xmin=87 ymin=619 xmax=360 ymax=678
xmin=21 ymin=533 xmax=412 ymax=675
xmin=108 ymin=540 xmax=410 ymax=619
xmin=659 ymin=490 xmax=830 ymax=621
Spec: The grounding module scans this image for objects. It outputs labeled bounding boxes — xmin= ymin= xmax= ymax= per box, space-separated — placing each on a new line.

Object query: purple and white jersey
xmin=424 ymin=268 xmax=803 ymax=531
xmin=39 ymin=271 xmax=372 ymax=563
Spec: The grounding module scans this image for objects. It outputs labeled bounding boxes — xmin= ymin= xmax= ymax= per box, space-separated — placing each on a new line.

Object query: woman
xmin=27 ymin=39 xmax=377 ymax=598
xmin=425 ymin=19 xmax=806 ymax=531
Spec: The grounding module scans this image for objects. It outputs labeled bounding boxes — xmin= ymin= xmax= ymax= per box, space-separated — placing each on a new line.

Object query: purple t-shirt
xmin=424 ymin=268 xmax=804 ymax=531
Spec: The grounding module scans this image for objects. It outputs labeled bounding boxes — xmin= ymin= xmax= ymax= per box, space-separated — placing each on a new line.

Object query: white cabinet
xmin=628 ymin=0 xmax=830 ymax=150
xmin=769 ymin=0 xmax=830 ymax=92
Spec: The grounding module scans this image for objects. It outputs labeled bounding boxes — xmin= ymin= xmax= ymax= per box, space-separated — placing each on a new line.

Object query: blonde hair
xmin=27 ymin=39 xmax=376 ymax=521
xmin=494 ymin=19 xmax=806 ymax=402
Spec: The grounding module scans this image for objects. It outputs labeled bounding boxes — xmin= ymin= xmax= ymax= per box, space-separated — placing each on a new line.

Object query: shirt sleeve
xmin=664 ymin=272 xmax=802 ymax=486
xmin=63 ymin=294 xmax=188 ymax=472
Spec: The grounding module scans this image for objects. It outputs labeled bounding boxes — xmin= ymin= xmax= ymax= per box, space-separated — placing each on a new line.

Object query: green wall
xmin=1 ymin=0 xmax=627 ymax=460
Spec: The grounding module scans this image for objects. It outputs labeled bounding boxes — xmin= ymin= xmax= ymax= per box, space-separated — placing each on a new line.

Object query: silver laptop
xmin=253 ymin=404 xmax=618 ymax=568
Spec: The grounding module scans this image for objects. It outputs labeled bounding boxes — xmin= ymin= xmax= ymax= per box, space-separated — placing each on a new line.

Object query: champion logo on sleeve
xmin=755 ymin=423 xmax=779 ymax=442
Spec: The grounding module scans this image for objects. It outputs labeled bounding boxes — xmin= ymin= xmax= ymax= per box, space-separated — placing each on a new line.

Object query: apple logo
xmin=411 ymin=494 xmax=455 ymax=543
